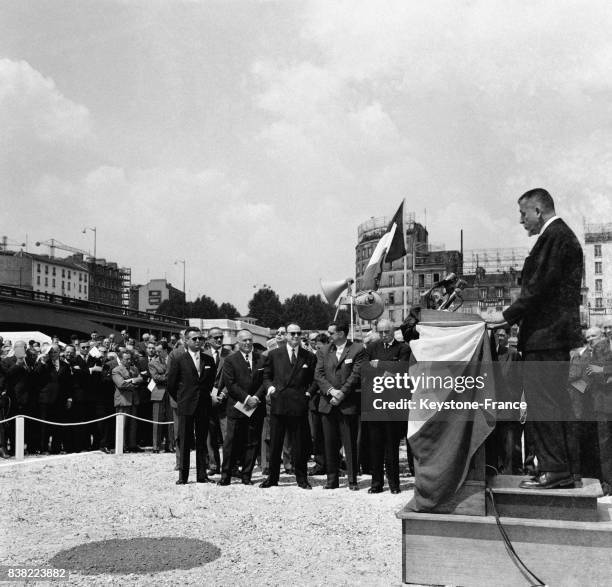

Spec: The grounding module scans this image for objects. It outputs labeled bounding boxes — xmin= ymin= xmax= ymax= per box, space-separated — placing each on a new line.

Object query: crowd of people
xmin=1 ymin=313 xmax=611 ymax=495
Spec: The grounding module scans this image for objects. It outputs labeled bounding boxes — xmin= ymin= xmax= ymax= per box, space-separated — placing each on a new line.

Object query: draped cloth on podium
xmin=407 ymin=311 xmax=495 ymax=513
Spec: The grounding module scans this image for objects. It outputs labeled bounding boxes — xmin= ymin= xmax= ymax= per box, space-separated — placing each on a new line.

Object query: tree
xmin=190 ymin=295 xmax=220 ymax=318
xmin=282 ymin=293 xmax=313 ymax=327
xmin=157 ymin=298 xmax=189 ymax=318
xmin=306 ymin=294 xmax=337 ymax=329
xmin=219 ymin=302 xmax=239 ymax=319
xmin=248 ymin=287 xmax=283 ymax=328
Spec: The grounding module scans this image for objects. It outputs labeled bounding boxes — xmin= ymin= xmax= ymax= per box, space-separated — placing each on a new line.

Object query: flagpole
xmin=403 ymin=198 xmax=408 ymax=321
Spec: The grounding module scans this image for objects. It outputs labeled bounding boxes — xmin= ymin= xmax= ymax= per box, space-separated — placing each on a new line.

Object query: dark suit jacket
xmin=365 ymin=339 xmax=411 ymax=362
xmin=222 ymin=350 xmax=265 ymax=419
xmin=263 ymin=345 xmax=316 ymax=416
xmin=36 ymin=360 xmax=74 ymax=406
xmin=503 ymin=218 xmax=583 ymax=353
xmin=3 ymin=356 xmax=38 ymax=406
xmin=71 ymin=354 xmax=90 ymax=403
xmin=315 ymin=341 xmax=364 ymax=415
xmin=167 ymin=351 xmax=216 ymax=417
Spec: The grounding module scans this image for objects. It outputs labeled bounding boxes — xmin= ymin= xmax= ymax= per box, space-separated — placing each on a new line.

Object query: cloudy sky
xmin=2 ymin=1 xmax=612 ymax=313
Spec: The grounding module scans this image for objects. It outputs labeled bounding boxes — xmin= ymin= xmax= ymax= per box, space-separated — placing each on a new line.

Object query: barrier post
xmin=115 ymin=413 xmax=124 ymax=455
xmin=15 ymin=416 xmax=25 ymax=461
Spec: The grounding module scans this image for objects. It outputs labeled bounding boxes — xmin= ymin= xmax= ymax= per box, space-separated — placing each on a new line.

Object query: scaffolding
xmin=463 ymin=247 xmax=528 ymax=275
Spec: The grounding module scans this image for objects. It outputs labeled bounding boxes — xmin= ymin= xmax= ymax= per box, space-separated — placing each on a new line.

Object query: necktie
xmin=245 ymin=353 xmax=251 ymax=373
xmin=214 ymin=350 xmax=219 ymax=366
xmin=291 ymin=349 xmax=296 ymax=366
xmin=194 ymin=353 xmax=201 ymax=374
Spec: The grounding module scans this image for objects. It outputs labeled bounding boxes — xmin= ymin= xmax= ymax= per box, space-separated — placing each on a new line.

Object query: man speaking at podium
xmin=491 ymin=188 xmax=583 ymax=490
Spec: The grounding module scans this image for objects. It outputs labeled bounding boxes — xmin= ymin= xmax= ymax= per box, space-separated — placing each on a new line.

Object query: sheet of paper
xmin=234 ymin=395 xmax=257 ymax=417
xmin=147 ymin=379 xmax=157 ymax=392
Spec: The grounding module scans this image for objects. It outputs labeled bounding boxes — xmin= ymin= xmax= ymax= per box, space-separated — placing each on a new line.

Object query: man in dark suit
xmin=315 ymin=321 xmax=364 ymax=490
xmin=204 ymin=327 xmax=231 ymax=475
xmin=219 ymin=329 xmax=265 ymax=486
xmin=167 ymin=327 xmax=216 ymax=485
xmin=36 ymin=345 xmax=74 ymax=454
xmin=365 ymin=319 xmax=411 ymax=494
xmin=260 ymin=323 xmax=316 ymax=489
xmin=493 ymin=188 xmax=583 ymax=489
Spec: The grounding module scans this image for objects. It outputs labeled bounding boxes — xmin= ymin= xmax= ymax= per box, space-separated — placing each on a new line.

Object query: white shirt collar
xmin=539 ymin=215 xmax=559 ymax=236
xmin=188 ymin=349 xmax=200 ymax=360
xmin=335 ymin=341 xmax=347 ymax=354
xmin=286 ymin=343 xmax=299 ymax=358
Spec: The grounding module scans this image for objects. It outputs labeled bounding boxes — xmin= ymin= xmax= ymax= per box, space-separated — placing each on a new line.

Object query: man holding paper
xmin=167 ymin=327 xmax=216 ymax=485
xmin=260 ymin=323 xmax=316 ymax=489
xmin=218 ymin=329 xmax=265 ymax=486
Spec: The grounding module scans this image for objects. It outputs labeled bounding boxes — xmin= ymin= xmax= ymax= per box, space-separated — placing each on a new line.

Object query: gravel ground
xmin=1 ymin=453 xmax=413 ymax=586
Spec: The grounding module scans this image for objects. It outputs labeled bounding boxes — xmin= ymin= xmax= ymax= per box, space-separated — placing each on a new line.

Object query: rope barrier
xmin=0 ymin=413 xmax=173 ymax=426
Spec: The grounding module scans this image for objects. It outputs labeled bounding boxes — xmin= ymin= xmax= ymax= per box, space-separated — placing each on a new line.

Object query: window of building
xmin=595 ymin=244 xmax=602 ymax=257
xmin=84 ymin=285 xmax=87 ymax=295
xmin=37 ymin=264 xmax=41 ymax=273
xmin=595 ymin=262 xmax=603 ymax=274
xmin=52 ymin=279 xmax=55 ymax=287
xmin=433 ymin=273 xmax=440 ymax=283
xmin=79 ymin=273 xmax=82 ymax=282
xmin=36 ymin=276 xmax=40 ymax=286
xmin=388 ymin=292 xmax=395 ymax=305
xmin=595 ymin=298 xmax=603 ymax=308
xmin=68 ymin=282 xmax=71 ymax=291
xmin=79 ymin=284 xmax=82 ymax=293
xmin=418 ymin=274 xmax=425 ymax=288
xmin=496 ymin=287 xmax=505 ymax=298
xmin=62 ymin=269 xmax=65 ymax=278
xmin=53 ymin=267 xmax=56 ymax=276
xmin=62 ymin=281 xmax=65 ymax=290
xmin=84 ymin=274 xmax=88 ymax=283
xmin=44 ymin=277 xmax=48 ymax=286
xmin=68 ymin=270 xmax=71 ymax=279
xmin=45 ymin=265 xmax=48 ymax=274
xmin=595 ymin=279 xmax=603 ymax=293
xmin=389 ymin=274 xmax=395 ymax=287
xmin=479 ymin=288 xmax=488 ymax=300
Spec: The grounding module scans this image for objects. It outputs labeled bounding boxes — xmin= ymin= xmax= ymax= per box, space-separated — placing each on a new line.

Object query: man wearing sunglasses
xmin=260 ymin=323 xmax=316 ymax=489
xmin=205 ymin=328 xmax=231 ymax=475
xmin=167 ymin=327 xmax=216 ymax=485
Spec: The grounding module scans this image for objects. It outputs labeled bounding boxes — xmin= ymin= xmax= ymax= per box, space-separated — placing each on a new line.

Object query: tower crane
xmin=35 ymin=238 xmax=90 ymax=259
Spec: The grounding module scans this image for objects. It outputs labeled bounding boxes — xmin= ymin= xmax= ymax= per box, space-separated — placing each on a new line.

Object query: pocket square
xmin=258 ymin=368 xmax=264 ymax=371
xmin=302 ymin=364 xmax=308 ymax=368
xmin=204 ymin=365 xmax=211 ymax=369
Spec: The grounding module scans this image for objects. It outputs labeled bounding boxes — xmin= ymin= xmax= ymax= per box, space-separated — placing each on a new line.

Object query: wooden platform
xmin=487 ymin=475 xmax=603 ymax=522
xmin=396 ymin=502 xmax=612 ymax=586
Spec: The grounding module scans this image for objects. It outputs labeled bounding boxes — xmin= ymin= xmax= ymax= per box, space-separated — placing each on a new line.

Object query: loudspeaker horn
xmin=320 ymin=278 xmax=353 ymax=305
xmin=354 ymin=290 xmax=384 ymax=321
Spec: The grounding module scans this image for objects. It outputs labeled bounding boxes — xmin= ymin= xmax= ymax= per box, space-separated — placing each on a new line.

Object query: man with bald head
xmin=492 ymin=188 xmax=583 ymax=489
xmin=219 ymin=329 xmax=266 ymax=485
xmin=365 ymin=319 xmax=411 ymax=494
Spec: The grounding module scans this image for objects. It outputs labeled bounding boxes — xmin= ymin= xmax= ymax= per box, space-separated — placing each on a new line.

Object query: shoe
xmin=100 ymin=447 xmax=111 ymax=455
xmin=174 ymin=464 xmax=180 ymax=471
xmin=284 ymin=467 xmax=295 ymax=475
xmin=176 ymin=479 xmax=187 ymax=485
xmin=323 ymin=482 xmax=339 ymax=489
xmin=128 ymin=446 xmax=144 ymax=453
xmin=217 ymin=478 xmax=231 ymax=486
xmin=368 ymin=486 xmax=383 ymax=494
xmin=309 ymin=465 xmax=326 ymax=475
xmin=207 ymin=468 xmax=220 ymax=476
xmin=259 ymin=479 xmax=278 ymax=488
xmin=262 ymin=468 xmax=270 ymax=475
xmin=349 ymin=482 xmax=359 ymax=491
xmin=242 ymin=478 xmax=253 ymax=485
xmin=0 ymin=448 xmax=11 ymax=459
xmin=152 ymin=449 xmax=160 ymax=454
xmin=519 ymin=472 xmax=574 ymax=490
xmin=298 ymin=481 xmax=312 ymax=490
xmin=196 ymin=477 xmax=212 ymax=483
xmin=390 ymin=488 xmax=401 ymax=495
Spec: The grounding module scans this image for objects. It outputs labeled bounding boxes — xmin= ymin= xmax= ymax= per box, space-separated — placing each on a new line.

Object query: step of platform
xmin=487 ymin=474 xmax=603 ymax=522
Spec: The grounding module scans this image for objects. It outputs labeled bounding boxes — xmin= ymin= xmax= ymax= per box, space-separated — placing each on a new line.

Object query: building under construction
xmin=584 ymin=221 xmax=612 ymax=317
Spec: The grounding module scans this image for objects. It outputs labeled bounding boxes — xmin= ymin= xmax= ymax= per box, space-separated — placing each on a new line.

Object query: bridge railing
xmin=0 ymin=285 xmax=187 ymax=326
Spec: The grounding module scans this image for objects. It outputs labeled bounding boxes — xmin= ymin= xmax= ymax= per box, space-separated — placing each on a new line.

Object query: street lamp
xmin=175 ymin=259 xmax=186 ymax=301
xmin=82 ymin=226 xmax=97 ymax=261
